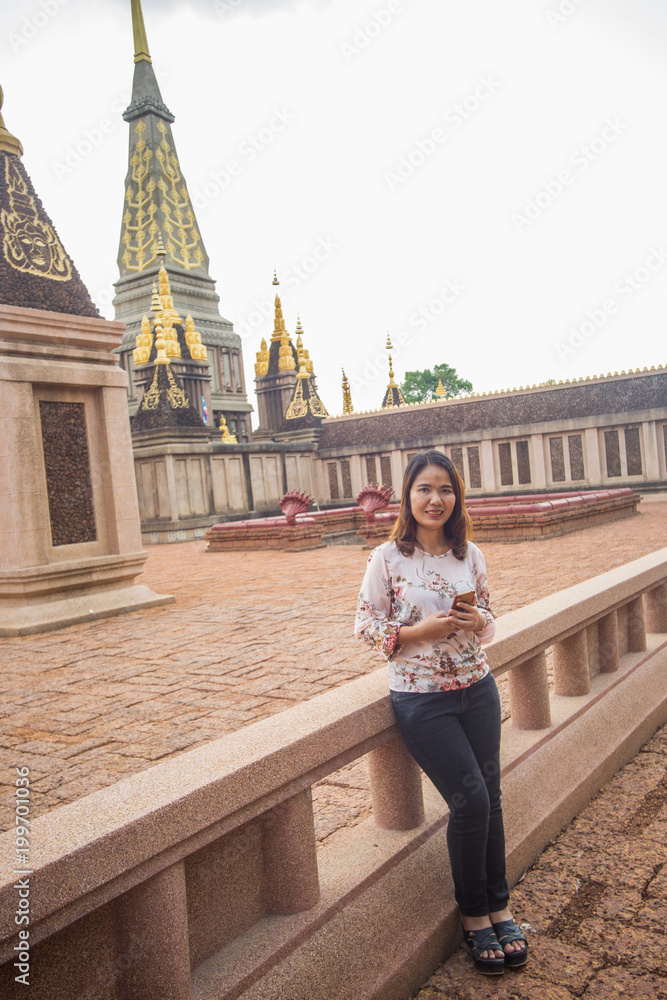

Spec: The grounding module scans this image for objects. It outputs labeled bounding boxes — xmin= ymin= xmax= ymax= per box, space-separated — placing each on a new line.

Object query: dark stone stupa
xmin=0 ymin=86 xmax=98 ymax=317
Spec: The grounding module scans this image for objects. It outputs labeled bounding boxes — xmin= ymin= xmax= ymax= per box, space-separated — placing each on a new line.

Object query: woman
xmin=355 ymin=450 xmax=527 ymax=975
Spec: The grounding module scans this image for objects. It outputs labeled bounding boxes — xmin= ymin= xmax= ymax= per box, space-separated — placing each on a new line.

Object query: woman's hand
xmin=398 ymin=602 xmax=485 ymax=646
xmin=449 ymin=599 xmax=486 ymax=634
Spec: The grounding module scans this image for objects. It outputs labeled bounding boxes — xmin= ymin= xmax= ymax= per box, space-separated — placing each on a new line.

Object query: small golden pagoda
xmin=381 ymin=335 xmax=406 ymax=408
xmin=283 ymin=319 xmax=329 ymax=428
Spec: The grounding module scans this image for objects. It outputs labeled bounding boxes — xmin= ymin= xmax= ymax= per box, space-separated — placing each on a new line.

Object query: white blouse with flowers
xmin=355 ymin=540 xmax=496 ymax=692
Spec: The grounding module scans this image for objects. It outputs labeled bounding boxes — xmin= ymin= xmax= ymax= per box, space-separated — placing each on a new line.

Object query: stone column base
xmin=0 ymin=553 xmax=173 ymax=636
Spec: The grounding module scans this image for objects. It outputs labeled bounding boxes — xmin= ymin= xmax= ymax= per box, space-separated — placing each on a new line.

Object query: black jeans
xmin=390 ymin=672 xmax=509 ymax=917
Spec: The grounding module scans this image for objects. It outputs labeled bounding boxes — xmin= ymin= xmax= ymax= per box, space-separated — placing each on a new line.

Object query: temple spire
xmin=342 ymin=369 xmax=354 ymax=414
xmin=131 ymin=0 xmax=152 ymax=63
xmin=381 ymin=333 xmax=406 ymax=408
xmin=0 ymin=86 xmax=23 ymax=158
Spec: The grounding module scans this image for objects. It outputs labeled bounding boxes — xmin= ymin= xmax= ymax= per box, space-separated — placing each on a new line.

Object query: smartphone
xmin=451 ymin=591 xmax=475 ymax=610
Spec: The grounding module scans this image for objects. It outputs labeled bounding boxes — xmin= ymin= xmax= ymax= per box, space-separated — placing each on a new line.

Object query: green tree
xmin=400 ymin=363 xmax=473 ymax=403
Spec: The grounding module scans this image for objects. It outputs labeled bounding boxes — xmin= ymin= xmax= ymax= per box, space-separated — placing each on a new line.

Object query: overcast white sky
xmin=2 ymin=0 xmax=666 ymax=420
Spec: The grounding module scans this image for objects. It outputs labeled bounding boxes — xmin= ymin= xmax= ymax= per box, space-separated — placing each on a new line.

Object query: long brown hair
xmin=389 ymin=450 xmax=472 ymax=559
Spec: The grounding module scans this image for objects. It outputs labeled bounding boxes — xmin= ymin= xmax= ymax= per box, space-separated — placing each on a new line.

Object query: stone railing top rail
xmin=1 ymin=545 xmax=665 ymax=947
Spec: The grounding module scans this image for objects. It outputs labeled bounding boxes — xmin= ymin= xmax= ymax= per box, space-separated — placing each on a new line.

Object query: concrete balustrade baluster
xmin=261 ymin=788 xmax=320 ymax=914
xmin=508 ymin=652 xmax=551 ymax=729
xmin=598 ymin=610 xmax=620 ymax=673
xmin=626 ymin=596 xmax=647 ymax=652
xmin=645 ymin=583 xmax=667 ymax=633
xmin=118 ymin=861 xmax=192 ymax=1000
xmin=368 ymin=733 xmax=425 ymax=829
xmin=553 ymin=629 xmax=590 ymax=696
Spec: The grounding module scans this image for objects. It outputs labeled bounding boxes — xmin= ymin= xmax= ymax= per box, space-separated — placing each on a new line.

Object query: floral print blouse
xmin=355 ymin=540 xmax=496 ymax=692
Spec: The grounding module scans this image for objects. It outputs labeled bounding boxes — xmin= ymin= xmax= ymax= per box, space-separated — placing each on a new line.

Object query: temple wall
xmin=130 ymin=369 xmax=667 ymax=540
xmin=315 ymin=369 xmax=667 ymax=502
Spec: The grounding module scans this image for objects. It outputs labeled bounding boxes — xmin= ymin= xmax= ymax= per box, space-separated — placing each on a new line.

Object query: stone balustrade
xmin=1 ymin=548 xmax=666 ymax=999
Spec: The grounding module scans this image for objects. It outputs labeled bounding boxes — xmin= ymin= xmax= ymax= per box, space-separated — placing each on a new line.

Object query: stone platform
xmin=204 ymin=489 xmax=641 ymax=551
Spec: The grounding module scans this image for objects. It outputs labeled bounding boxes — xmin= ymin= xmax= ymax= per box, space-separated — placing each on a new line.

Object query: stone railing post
xmin=553 ymin=629 xmax=590 ymax=696
xmin=645 ymin=583 xmax=667 ymax=633
xmin=626 ymin=596 xmax=647 ymax=652
xmin=118 ymin=861 xmax=191 ymax=1000
xmin=598 ymin=611 xmax=620 ymax=673
xmin=261 ymin=788 xmax=320 ymax=914
xmin=508 ymin=652 xmax=551 ymax=729
xmin=368 ymin=734 xmax=425 ymax=830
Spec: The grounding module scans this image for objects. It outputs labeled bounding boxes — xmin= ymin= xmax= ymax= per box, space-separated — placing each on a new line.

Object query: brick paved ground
xmin=413 ymin=723 xmax=667 ymax=1000
xmin=0 ymin=502 xmax=666 ymax=836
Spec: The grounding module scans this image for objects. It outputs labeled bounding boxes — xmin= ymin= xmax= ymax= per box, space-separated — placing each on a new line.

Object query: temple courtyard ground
xmin=1 ymin=499 xmax=666 ymax=996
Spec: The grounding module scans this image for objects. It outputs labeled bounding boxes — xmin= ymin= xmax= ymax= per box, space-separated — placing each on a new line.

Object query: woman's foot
xmin=460 ymin=912 xmax=504 ymax=961
xmin=489 ymin=907 xmax=528 ymax=965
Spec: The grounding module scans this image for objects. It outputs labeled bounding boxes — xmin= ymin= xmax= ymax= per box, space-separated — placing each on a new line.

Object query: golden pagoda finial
xmin=156 ymin=231 xmax=166 ymax=256
xmin=386 ymin=333 xmax=393 ymax=351
xmin=272 ymin=269 xmax=279 ymax=286
xmin=0 ymin=85 xmax=23 ymax=157
xmin=153 ymin=321 xmax=169 ymax=365
xmin=255 ymin=337 xmax=269 ymax=377
xmin=272 ymin=291 xmax=288 ymax=343
xmin=435 ymin=378 xmax=446 ymax=398
xmin=342 ymin=369 xmax=354 ymax=414
xmin=150 ymin=281 xmax=161 ymax=314
xmin=131 ymin=0 xmax=152 ymax=63
xmin=387 ymin=354 xmax=397 ymax=387
xmin=295 ymin=314 xmax=304 ymax=350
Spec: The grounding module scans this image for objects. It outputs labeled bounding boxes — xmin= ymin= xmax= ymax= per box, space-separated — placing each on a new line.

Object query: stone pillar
xmin=480 ymin=439 xmax=496 ymax=492
xmin=584 ymin=427 xmax=602 ymax=486
xmin=118 ymin=862 xmax=191 ymax=1000
xmin=261 ymin=789 xmax=320 ymax=914
xmin=389 ymin=449 xmax=404 ymax=499
xmin=626 ymin=596 xmax=647 ymax=652
xmin=529 ymin=434 xmax=548 ymax=489
xmin=508 ymin=653 xmax=551 ymax=729
xmin=586 ymin=621 xmax=600 ymax=677
xmin=598 ymin=611 xmax=620 ymax=673
xmin=349 ymin=453 xmax=365 ymax=498
xmin=645 ymin=583 xmax=667 ymax=633
xmin=368 ymin=734 xmax=425 ymax=830
xmin=553 ymin=630 xmax=590 ymax=696
xmin=641 ymin=420 xmax=660 ymax=482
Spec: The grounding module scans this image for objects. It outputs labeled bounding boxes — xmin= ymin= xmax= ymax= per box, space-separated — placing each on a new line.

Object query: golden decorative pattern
xmin=2 ymin=158 xmax=71 ymax=281
xmin=165 ymin=365 xmax=189 ymax=408
xmin=121 ymin=121 xmax=158 ymax=272
xmin=285 ymin=379 xmax=308 ymax=420
xmin=342 ymin=369 xmax=354 ymax=414
xmin=141 ymin=367 xmax=161 ymax=409
xmin=155 ymin=121 xmax=204 ymax=271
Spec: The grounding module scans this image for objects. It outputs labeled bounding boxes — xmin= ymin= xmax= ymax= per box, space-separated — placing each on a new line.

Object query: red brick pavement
xmin=0 ymin=502 xmax=666 ymax=835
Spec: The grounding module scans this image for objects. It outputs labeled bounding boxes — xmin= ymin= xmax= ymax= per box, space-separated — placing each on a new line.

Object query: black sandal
xmin=462 ymin=926 xmax=505 ymax=975
xmin=491 ymin=918 xmax=528 ymax=968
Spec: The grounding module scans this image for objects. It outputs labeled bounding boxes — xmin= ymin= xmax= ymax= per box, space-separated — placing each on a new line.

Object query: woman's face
xmin=408 ymin=464 xmax=456 ymax=533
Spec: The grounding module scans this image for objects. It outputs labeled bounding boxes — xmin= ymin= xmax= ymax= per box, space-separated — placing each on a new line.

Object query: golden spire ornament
xmin=342 ymin=369 xmax=354 ymax=414
xmin=435 ymin=378 xmax=447 ymax=399
xmin=131 ymin=0 xmax=152 ymax=63
xmin=0 ymin=85 xmax=23 ymax=157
